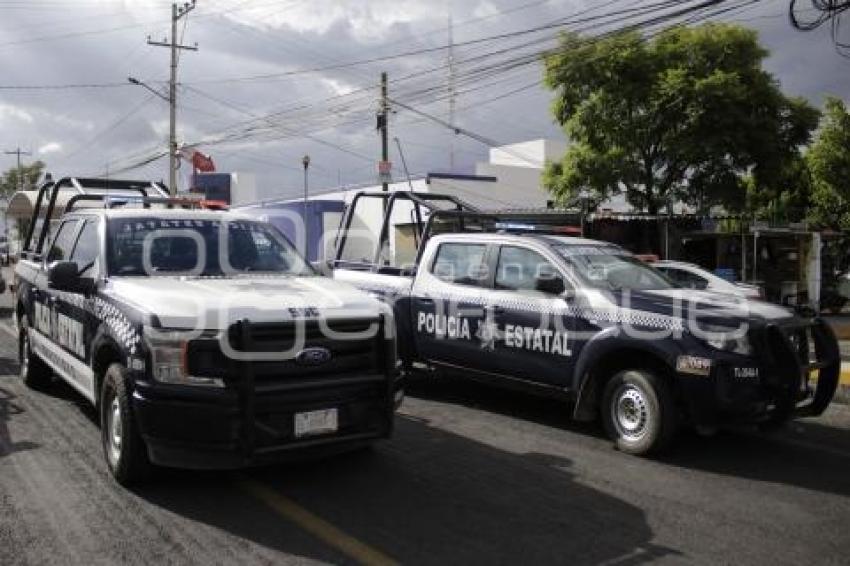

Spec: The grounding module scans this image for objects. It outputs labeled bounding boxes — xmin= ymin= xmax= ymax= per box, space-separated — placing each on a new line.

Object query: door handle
xmin=418 ymin=297 xmax=435 ymax=305
xmin=488 ymin=305 xmax=505 ymax=315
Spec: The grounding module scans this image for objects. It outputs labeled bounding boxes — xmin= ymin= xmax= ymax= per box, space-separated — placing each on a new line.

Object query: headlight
xmin=695 ymin=323 xmax=752 ymax=356
xmin=143 ymin=326 xmax=224 ymax=388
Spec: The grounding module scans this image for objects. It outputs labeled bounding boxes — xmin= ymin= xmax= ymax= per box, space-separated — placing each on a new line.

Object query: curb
xmin=835 ymin=384 xmax=849 ymax=405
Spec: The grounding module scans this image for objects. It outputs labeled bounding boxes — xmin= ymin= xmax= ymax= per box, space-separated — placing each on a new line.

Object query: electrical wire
xmin=790 ymin=0 xmax=850 ymax=55
xmin=100 ymin=0 xmax=754 ymax=179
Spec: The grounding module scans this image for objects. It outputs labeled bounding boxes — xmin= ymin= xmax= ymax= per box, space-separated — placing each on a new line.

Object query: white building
xmin=278 ymin=138 xmax=570 ymax=210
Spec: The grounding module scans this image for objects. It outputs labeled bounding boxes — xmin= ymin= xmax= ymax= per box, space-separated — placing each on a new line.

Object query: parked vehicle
xmin=15 ymin=177 xmax=400 ymax=485
xmin=651 ymin=260 xmax=762 ymax=299
xmin=0 ymin=236 xmax=10 ymax=266
xmin=329 ymin=191 xmax=840 ymax=455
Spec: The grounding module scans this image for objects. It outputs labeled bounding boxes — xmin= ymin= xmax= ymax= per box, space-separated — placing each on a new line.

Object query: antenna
xmin=447 ymin=13 xmax=456 ymax=172
xmin=394 ymin=137 xmax=415 ymax=191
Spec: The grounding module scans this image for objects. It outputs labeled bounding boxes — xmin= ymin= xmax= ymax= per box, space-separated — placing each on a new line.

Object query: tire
xmin=19 ymin=319 xmax=52 ymax=389
xmin=100 ymin=363 xmax=152 ymax=486
xmin=601 ymin=369 xmax=678 ymax=456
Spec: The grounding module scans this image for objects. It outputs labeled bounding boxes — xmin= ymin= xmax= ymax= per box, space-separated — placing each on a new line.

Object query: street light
xmin=302 ymin=155 xmax=310 ymax=260
xmin=127 ymin=76 xmax=169 ymax=102
xmin=128 ymin=76 xmax=174 ymax=194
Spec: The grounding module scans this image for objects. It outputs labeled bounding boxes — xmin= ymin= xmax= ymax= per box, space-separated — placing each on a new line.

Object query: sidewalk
xmin=822 ymin=316 xmax=850 ymax=402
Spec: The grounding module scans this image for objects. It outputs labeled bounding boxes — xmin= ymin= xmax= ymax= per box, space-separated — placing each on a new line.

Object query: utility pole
xmin=447 ymin=14 xmax=456 ymax=172
xmin=378 ymin=71 xmax=390 ymax=193
xmin=146 ymin=0 xmax=198 ymax=195
xmin=3 ymin=147 xmax=32 ymax=191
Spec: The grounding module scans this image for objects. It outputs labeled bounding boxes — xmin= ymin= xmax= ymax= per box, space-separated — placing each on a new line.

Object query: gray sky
xmin=0 ymin=0 xmax=846 ymax=200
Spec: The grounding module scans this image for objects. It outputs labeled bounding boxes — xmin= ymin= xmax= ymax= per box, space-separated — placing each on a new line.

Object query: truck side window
xmin=496 ymin=246 xmax=561 ymax=292
xmin=431 ymin=243 xmax=488 ymax=286
xmin=660 ymin=267 xmax=708 ymax=290
xmin=46 ymin=220 xmax=80 ymax=263
xmin=70 ymin=220 xmax=100 ymax=276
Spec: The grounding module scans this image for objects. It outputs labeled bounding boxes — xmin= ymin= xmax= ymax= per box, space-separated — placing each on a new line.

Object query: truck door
xmin=29 ymin=219 xmax=83 ymax=383
xmin=484 ymin=244 xmax=577 ymax=387
xmin=64 ymin=218 xmax=100 ymax=365
xmin=411 ymin=241 xmax=491 ymax=370
xmin=46 ymin=217 xmax=101 ymax=403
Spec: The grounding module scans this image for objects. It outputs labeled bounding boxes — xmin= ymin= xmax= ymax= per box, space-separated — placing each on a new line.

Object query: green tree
xmin=543 ymin=24 xmax=819 ymax=214
xmin=744 ymin=153 xmax=812 ymax=223
xmin=0 ymin=160 xmax=46 ymax=197
xmin=807 ymin=96 xmax=850 ymax=230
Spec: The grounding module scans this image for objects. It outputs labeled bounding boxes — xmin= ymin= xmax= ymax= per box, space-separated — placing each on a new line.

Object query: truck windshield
xmin=106 ymin=217 xmax=313 ymax=277
xmin=553 ymin=245 xmax=675 ymax=291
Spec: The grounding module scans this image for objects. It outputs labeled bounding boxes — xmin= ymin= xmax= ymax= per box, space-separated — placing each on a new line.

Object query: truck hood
xmin=616 ymin=289 xmax=794 ymax=322
xmin=104 ymin=275 xmax=388 ymax=329
xmin=601 ymin=288 xmax=794 ymax=323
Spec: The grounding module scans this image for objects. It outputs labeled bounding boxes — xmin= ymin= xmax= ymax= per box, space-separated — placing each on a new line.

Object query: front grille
xmin=186 ymin=318 xmax=385 ymax=384
xmin=748 ymin=319 xmax=839 ymax=405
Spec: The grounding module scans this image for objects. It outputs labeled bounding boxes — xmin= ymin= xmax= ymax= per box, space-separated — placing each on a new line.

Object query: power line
xmin=99 ymin=0 xmax=751 ymax=179
xmin=0 ymin=82 xmax=134 ymax=90
xmin=790 ymin=0 xmax=850 ymax=55
xmin=144 ymin=0 xmax=198 ymax=194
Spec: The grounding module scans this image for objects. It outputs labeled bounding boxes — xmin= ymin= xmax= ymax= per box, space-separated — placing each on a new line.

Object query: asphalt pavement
xmin=1 ymin=292 xmax=850 ymax=564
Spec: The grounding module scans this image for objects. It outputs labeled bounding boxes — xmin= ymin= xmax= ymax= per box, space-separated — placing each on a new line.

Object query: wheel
xmin=19 ymin=319 xmax=52 ymax=389
xmin=100 ymin=363 xmax=152 ymax=485
xmin=601 ymin=369 xmax=678 ymax=455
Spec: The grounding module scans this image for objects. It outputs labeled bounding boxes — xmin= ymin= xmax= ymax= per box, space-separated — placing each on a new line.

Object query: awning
xmin=6 ymin=189 xmax=120 ymax=219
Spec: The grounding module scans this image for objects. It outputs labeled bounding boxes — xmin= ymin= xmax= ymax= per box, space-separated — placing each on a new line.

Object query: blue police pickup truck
xmin=14 ymin=178 xmax=399 ymax=485
xmin=329 ymin=191 xmax=840 ymax=455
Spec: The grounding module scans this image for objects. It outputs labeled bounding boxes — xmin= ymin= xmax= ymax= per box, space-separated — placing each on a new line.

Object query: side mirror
xmin=48 ymin=261 xmax=93 ymax=294
xmin=536 ymin=274 xmax=566 ymax=295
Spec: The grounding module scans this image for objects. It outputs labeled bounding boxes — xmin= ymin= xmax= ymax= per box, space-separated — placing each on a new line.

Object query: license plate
xmin=294 ymin=408 xmax=338 ymax=438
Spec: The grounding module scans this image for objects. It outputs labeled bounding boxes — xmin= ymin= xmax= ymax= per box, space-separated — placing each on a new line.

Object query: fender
xmin=89 ymin=329 xmax=130 ymax=399
xmin=88 ymin=293 xmax=151 ymax=391
xmin=571 ymin=326 xmax=685 ymax=420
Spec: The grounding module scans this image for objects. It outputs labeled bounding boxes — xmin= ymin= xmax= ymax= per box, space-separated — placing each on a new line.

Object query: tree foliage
xmin=744 ymin=153 xmax=812 ymax=224
xmin=807 ymin=96 xmax=850 ymax=230
xmin=543 ymin=24 xmax=819 ymax=214
xmin=0 ymin=161 xmax=46 ymax=197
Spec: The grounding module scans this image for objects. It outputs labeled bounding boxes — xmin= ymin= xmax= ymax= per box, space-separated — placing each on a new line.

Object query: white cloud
xmin=220 ymin=0 xmax=445 ymax=41
xmin=38 ymin=142 xmax=63 ymax=155
xmin=0 ymin=103 xmax=34 ymax=124
xmin=472 ymin=1 xmax=500 ymax=20
xmin=0 ymin=0 xmax=845 ymax=198
xmin=321 ymin=77 xmax=357 ymax=96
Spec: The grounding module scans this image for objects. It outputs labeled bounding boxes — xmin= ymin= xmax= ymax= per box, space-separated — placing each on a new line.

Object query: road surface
xmin=1 ymin=305 xmax=849 ymax=565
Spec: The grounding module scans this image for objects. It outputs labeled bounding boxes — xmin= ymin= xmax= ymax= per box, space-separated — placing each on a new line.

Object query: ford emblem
xmin=295 ymin=347 xmax=332 ymax=366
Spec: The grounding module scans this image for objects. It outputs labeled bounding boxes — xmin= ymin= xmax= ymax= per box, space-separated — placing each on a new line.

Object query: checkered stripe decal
xmin=580 ymin=307 xmax=684 ymax=331
xmin=54 ymin=290 xmax=87 ymax=309
xmin=92 ymin=297 xmax=141 ymax=354
xmin=417 ymin=284 xmax=684 ymax=331
xmin=356 ymin=281 xmax=411 ymax=296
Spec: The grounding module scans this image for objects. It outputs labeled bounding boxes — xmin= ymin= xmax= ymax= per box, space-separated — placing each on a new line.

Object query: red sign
xmin=192 ymin=151 xmax=216 ymax=173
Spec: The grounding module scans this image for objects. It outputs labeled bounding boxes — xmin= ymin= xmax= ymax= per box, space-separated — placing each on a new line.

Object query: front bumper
xmin=677 ymin=318 xmax=840 ymax=427
xmin=133 ymin=315 xmax=401 ymax=470
xmin=133 ymin=374 xmax=400 ymax=469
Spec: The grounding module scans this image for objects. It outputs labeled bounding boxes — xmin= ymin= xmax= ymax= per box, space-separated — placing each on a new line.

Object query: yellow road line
xmin=237 ymin=479 xmax=398 ymax=566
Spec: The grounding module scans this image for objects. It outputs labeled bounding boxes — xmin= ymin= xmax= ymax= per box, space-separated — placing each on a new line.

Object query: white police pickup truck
xmin=329 ymin=191 xmax=840 ymax=455
xmin=15 ymin=178 xmax=399 ymax=485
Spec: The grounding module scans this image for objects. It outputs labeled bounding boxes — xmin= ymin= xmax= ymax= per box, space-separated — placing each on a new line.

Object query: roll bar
xmin=22 ymin=176 xmax=169 ymax=258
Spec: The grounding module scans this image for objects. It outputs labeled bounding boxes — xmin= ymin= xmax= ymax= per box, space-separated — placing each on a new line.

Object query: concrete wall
xmin=489 ymin=139 xmax=567 ymax=169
